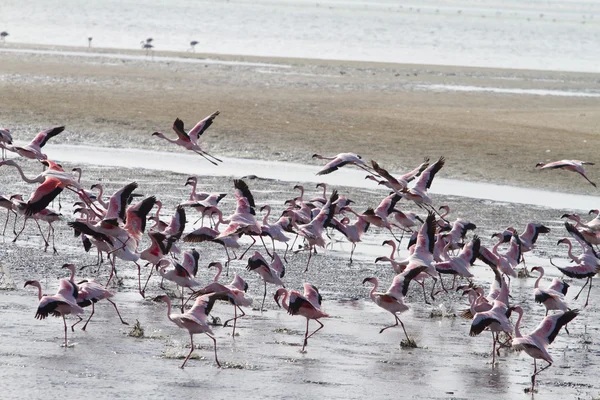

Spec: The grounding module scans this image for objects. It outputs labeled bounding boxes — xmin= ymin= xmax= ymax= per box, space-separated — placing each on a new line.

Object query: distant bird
xmin=274 ymin=284 xmax=328 ymax=352
xmin=511 ymin=306 xmax=579 ymax=393
xmin=312 ymin=152 xmax=368 ymax=175
xmin=0 ymin=31 xmax=8 ymax=41
xmin=88 ymin=37 xmax=93 ymax=48
xmin=0 ymin=128 xmax=13 ymax=159
xmin=140 ymin=41 xmax=154 ymax=55
xmin=369 ymin=158 xmax=429 ymax=192
xmin=153 ymin=293 xmax=222 ymax=368
xmin=363 ymin=276 xmax=413 ymax=343
xmin=190 ymin=40 xmax=199 ymax=52
xmin=25 ymin=279 xmax=85 ymax=347
xmin=152 ymin=114 xmax=222 ymax=165
xmin=145 ymin=37 xmax=153 ymax=44
xmin=536 ymin=160 xmax=596 ymax=187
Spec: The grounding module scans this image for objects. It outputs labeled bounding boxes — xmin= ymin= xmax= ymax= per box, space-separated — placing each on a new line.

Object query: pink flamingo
xmin=362 ymin=275 xmax=414 ymax=343
xmin=0 ymin=128 xmax=12 ymax=159
xmin=153 ymin=293 xmax=222 ymax=368
xmin=152 ymin=113 xmax=222 ymax=165
xmin=259 ymin=204 xmax=292 ymax=258
xmin=312 ymin=152 xmax=367 ymax=175
xmin=531 ymin=266 xmax=568 ymax=315
xmin=5 ymin=126 xmax=64 ymax=160
xmin=369 ymin=157 xmax=429 ymax=192
xmin=329 ymin=208 xmax=370 ymax=263
xmin=536 ymin=159 xmax=596 ymax=187
xmin=246 ymin=251 xmax=285 ymax=310
xmin=24 ymin=279 xmax=84 ymax=347
xmin=401 ymin=156 xmax=445 ymax=213
xmin=434 ymin=236 xmax=480 ymax=292
xmin=274 ymin=283 xmax=328 ymax=352
xmin=192 ymin=261 xmax=251 ymax=336
xmin=62 ymin=264 xmax=128 ymax=331
xmin=375 ymin=239 xmax=409 ymax=273
xmin=469 ymin=300 xmax=514 ymax=365
xmin=157 ymin=251 xmax=201 ymax=312
xmin=511 ymin=306 xmax=579 ymax=392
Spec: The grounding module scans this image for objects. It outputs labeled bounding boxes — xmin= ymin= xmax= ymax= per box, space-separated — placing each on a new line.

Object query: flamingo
xmin=88 ymin=37 xmax=92 ymax=47
xmin=469 ymin=299 xmax=515 ymax=365
xmin=401 ymin=156 xmax=445 ymax=213
xmin=4 ymin=126 xmax=64 ymax=160
xmin=295 ymin=190 xmax=338 ymax=271
xmin=274 ymin=283 xmax=328 ymax=352
xmin=190 ymin=40 xmax=199 ymax=52
xmin=362 ymin=275 xmax=414 ymax=344
xmin=0 ymin=31 xmax=8 ymax=41
xmin=157 ymin=251 xmax=201 ymax=312
xmin=24 ymin=279 xmax=84 ymax=347
xmin=153 ymin=293 xmax=222 ymax=368
xmin=141 ymin=42 xmax=154 ymax=55
xmin=369 ymin=158 xmax=429 ymax=192
xmin=531 ymin=266 xmax=568 ymax=315
xmin=312 ymin=152 xmax=368 ymax=175
xmin=511 ymin=306 xmax=579 ymax=393
xmin=191 ymin=261 xmax=251 ymax=336
xmin=152 ymin=113 xmax=222 ymax=165
xmin=0 ymin=128 xmax=13 ymax=159
xmin=62 ymin=264 xmax=128 ymax=331
xmin=246 ymin=251 xmax=285 ymax=310
xmin=374 ymin=240 xmax=408 ymax=273
xmin=536 ymin=159 xmax=596 ymax=187
xmin=259 ymin=204 xmax=292 ymax=257
xmin=434 ymin=236 xmax=480 ymax=292
xmin=329 ymin=208 xmax=370 ymax=263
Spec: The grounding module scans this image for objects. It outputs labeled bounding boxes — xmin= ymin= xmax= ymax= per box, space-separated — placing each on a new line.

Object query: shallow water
xmin=1 ymin=0 xmax=599 ymax=72
xmin=1 ymin=148 xmax=599 ymax=399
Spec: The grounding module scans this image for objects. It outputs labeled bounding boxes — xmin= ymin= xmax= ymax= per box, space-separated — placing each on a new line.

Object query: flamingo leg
xmin=283 ymin=242 xmax=290 ymax=262
xmin=260 ymin=280 xmax=267 ymax=311
xmin=585 ymin=277 xmax=593 ymax=308
xmin=304 ymin=319 xmax=324 ymax=347
xmin=206 ymin=333 xmax=221 ymax=368
xmin=397 ymin=316 xmax=411 ymax=342
xmin=82 ymin=302 xmax=96 ymax=331
xmin=379 ymin=315 xmax=399 ymax=333
xmin=304 ymin=245 xmax=313 ymax=272
xmin=12 ymin=217 xmax=27 ymax=242
xmin=71 ymin=315 xmax=84 ymax=331
xmin=531 ymin=360 xmax=552 ymax=392
xmin=574 ymin=277 xmax=590 ymax=300
xmin=349 ymin=243 xmax=356 ymax=264
xmin=62 ymin=315 xmax=69 ymax=347
xmin=141 ymin=263 xmax=154 ymax=294
xmin=181 ymin=286 xmax=185 ymax=313
xmin=238 ymin=235 xmax=257 ymax=260
xmin=491 ymin=332 xmax=496 ymax=366
xmin=107 ymin=298 xmax=128 ymax=325
xmin=181 ymin=334 xmax=195 ymax=369
xmin=260 ymin=235 xmax=273 ymax=258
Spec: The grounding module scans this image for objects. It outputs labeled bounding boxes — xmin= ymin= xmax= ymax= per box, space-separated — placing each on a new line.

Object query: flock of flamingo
xmin=0 ymin=112 xmax=598 ymax=393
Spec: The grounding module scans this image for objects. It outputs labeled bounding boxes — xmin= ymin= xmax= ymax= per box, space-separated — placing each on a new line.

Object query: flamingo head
xmin=259 ymin=205 xmax=269 ymax=212
xmin=152 ymin=294 xmax=169 ymax=303
xmin=382 ymin=239 xmax=394 ymax=247
xmin=362 ymin=277 xmax=376 ymax=285
xmin=208 ymin=261 xmax=222 ymax=269
xmin=531 ymin=266 xmax=543 ymax=274
xmin=557 ymin=238 xmax=569 ymax=246
xmin=293 ymin=184 xmax=304 ymax=191
xmin=185 ymin=176 xmax=197 ymax=186
xmin=155 ymin=259 xmax=171 ymax=270
xmin=535 ymin=162 xmax=545 ymax=168
xmin=316 ymin=183 xmax=326 ymax=189
xmin=589 ymin=209 xmax=599 ymax=215
xmin=61 ymin=263 xmax=76 ymax=273
xmin=273 ymin=288 xmax=287 ymax=308
xmin=151 ymin=132 xmax=164 ymax=138
xmin=24 ymin=280 xmax=40 ymax=289
xmin=311 ymin=154 xmax=321 ymax=159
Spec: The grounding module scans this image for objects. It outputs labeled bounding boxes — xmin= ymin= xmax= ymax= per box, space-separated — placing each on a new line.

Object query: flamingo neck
xmin=514 ymin=309 xmax=523 ymax=338
xmin=320 ymin=185 xmax=327 ymax=199
xmin=213 ymin=264 xmax=222 ymax=282
xmin=163 ymin=297 xmax=175 ymax=322
xmin=492 ymin=240 xmax=502 ymax=256
xmin=68 ymin=267 xmax=76 ymax=282
xmin=387 ymin=242 xmax=396 ymax=260
xmin=11 ymin=163 xmax=39 ymax=184
xmin=467 ymin=290 xmax=477 ymax=306
xmin=152 ymin=202 xmax=162 ymax=230
xmin=262 ymin=206 xmax=271 ymax=225
xmin=33 ymin=282 xmax=42 ymax=300
xmin=533 ymin=269 xmax=544 ymax=289
xmin=189 ymin=180 xmax=198 ymax=200
xmin=280 ymin=290 xmax=290 ymax=312
xmin=564 ymin=240 xmax=576 ymax=261
xmin=369 ymin=279 xmax=379 ymax=302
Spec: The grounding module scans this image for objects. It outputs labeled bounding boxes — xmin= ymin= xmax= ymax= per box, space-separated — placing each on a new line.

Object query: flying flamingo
xmin=62 ymin=264 xmax=128 ymax=331
xmin=4 ymin=126 xmax=64 ymax=160
xmin=153 ymin=293 xmax=222 ymax=368
xmin=274 ymin=283 xmax=328 ymax=352
xmin=536 ymin=159 xmax=596 ymax=187
xmin=369 ymin=158 xmax=429 ymax=192
xmin=157 ymin=251 xmax=201 ymax=312
xmin=434 ymin=236 xmax=480 ymax=292
xmin=312 ymin=152 xmax=368 ymax=175
xmin=362 ymin=275 xmax=415 ymax=344
xmin=24 ymin=279 xmax=84 ymax=347
xmin=152 ymin=113 xmax=222 ymax=165
xmin=329 ymin=208 xmax=370 ymax=263
xmin=511 ymin=306 xmax=579 ymax=393
xmin=401 ymin=156 xmax=445 ymax=216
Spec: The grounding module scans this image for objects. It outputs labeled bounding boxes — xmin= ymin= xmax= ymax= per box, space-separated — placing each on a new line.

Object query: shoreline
xmin=0 ymin=42 xmax=599 ymax=194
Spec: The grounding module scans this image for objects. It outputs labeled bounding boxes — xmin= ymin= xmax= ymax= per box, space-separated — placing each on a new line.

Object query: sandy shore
xmin=0 ymin=43 xmax=599 ymax=193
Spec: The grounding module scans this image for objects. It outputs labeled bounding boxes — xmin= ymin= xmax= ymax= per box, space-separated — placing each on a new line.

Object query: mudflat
xmin=0 ymin=44 xmax=599 ymax=192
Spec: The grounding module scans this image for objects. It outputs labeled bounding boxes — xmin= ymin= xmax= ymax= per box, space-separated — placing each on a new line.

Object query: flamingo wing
xmin=303 ymin=283 xmax=322 ymax=308
xmin=182 ymin=249 xmax=200 ymax=277
xmin=530 ymin=310 xmax=579 ymax=345
xmin=188 ymin=111 xmax=220 ymax=143
xmin=398 ymin=157 xmax=430 ymax=183
xmin=30 ymin=126 xmax=65 ymax=148
xmin=104 ymin=182 xmax=138 ymax=222
xmin=124 ymin=196 xmax=156 ymax=239
xmin=171 ymin=118 xmax=191 ymax=141
xmin=413 ymin=156 xmax=445 ymax=191
xmin=234 ymin=179 xmax=256 ymax=209
xmin=25 ymin=178 xmax=63 ymax=216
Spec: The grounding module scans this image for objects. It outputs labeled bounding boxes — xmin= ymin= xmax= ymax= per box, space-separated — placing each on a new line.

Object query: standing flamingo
xmin=274 ymin=283 xmax=328 ymax=352
xmin=469 ymin=300 xmax=514 ymax=365
xmin=511 ymin=306 xmax=579 ymax=393
xmin=246 ymin=251 xmax=285 ymax=310
xmin=362 ymin=275 xmax=415 ymax=344
xmin=153 ymin=293 xmax=222 ymax=368
xmin=24 ymin=279 xmax=84 ymax=347
xmin=531 ymin=266 xmax=568 ymax=315
xmin=62 ymin=264 xmax=128 ymax=331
